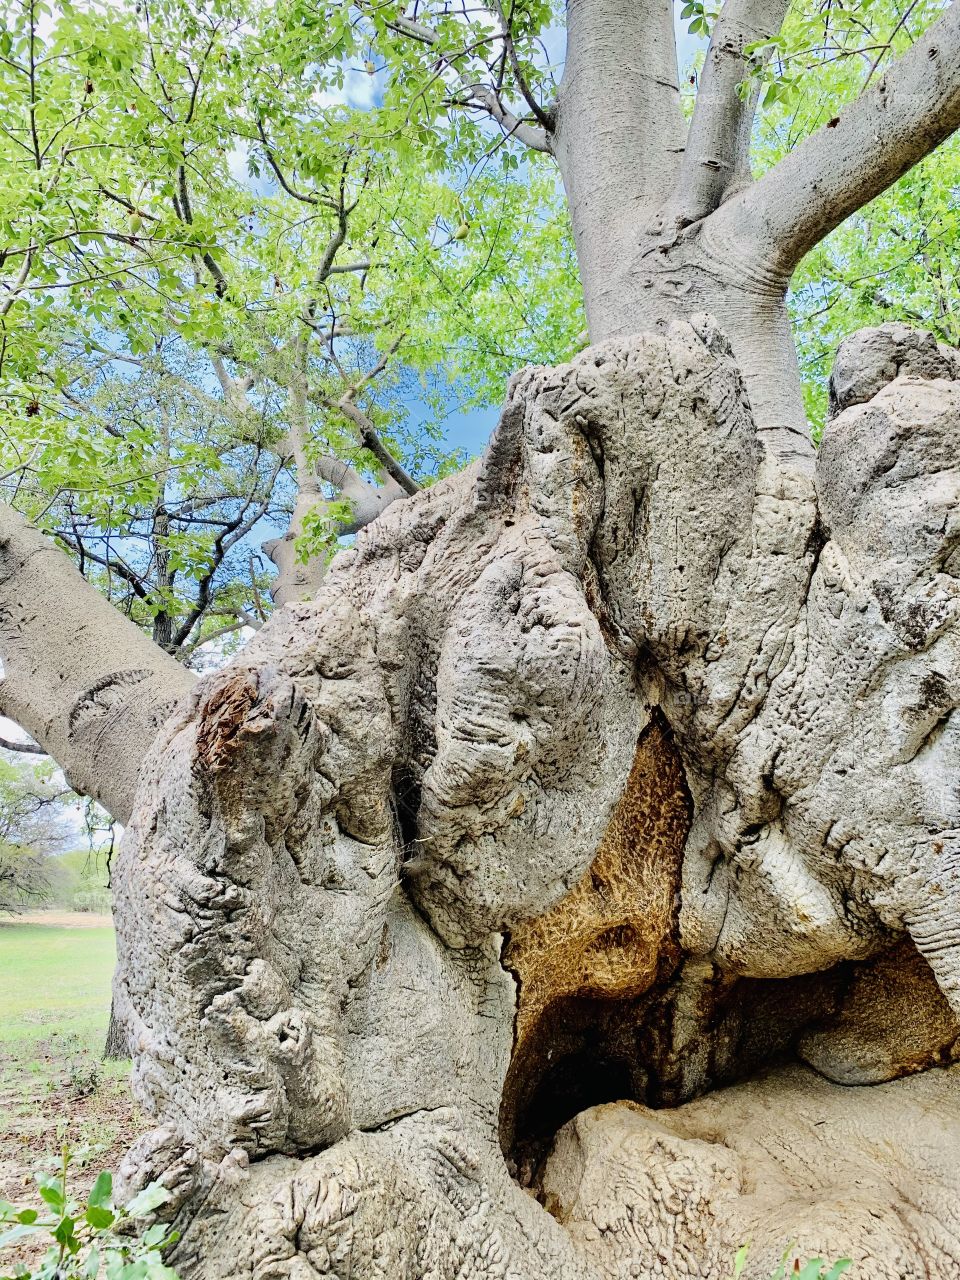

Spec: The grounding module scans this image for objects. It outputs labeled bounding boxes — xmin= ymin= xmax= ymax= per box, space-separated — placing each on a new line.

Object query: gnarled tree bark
xmin=107 ymin=320 xmax=960 ymax=1278
xmin=7 ymin=0 xmax=960 ymax=1266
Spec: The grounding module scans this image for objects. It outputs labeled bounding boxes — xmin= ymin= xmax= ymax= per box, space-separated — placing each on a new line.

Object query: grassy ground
xmin=0 ymin=913 xmax=145 ymax=1271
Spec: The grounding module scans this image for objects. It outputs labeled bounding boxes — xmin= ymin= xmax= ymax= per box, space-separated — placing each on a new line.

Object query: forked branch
xmin=719 ymin=0 xmax=960 ymax=274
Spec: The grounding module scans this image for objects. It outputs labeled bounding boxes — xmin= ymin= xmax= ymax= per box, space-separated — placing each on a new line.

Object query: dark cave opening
xmin=500 ymin=938 xmax=960 ymax=1189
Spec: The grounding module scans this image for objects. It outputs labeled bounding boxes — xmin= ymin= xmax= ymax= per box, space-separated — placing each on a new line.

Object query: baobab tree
xmin=3 ymin=0 xmax=960 ymax=1275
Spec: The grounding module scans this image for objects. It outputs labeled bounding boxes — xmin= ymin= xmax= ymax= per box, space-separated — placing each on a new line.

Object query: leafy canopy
xmin=1 ymin=0 xmax=957 ymax=648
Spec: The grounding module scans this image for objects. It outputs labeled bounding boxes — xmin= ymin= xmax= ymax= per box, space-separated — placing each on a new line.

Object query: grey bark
xmin=672 ymin=0 xmax=792 ymax=228
xmin=11 ymin=0 xmax=960 ymax=1266
xmin=263 ymin=455 xmax=407 ymax=605
xmin=0 ymin=503 xmax=194 ymax=823
xmin=545 ymin=0 xmax=960 ymax=436
xmin=109 ymin=323 xmax=960 ymax=1277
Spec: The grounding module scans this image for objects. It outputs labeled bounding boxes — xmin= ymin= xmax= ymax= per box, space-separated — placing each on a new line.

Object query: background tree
xmin=0 ymin=754 xmax=72 ymax=912
xmin=0 ymin=0 xmax=579 ymax=788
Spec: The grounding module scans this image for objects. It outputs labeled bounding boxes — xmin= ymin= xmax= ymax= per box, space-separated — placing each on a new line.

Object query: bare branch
xmin=342 ymin=334 xmax=404 ymax=400
xmin=174 ymin=164 xmax=229 ymax=297
xmin=308 ymin=336 xmax=421 ymax=497
xmin=0 ymin=735 xmax=46 ymax=755
xmin=55 ymin=531 xmax=150 ymax=599
xmin=332 ymin=398 xmax=421 ymax=496
xmin=487 ymin=0 xmax=556 ymax=130
xmin=169 ymin=459 xmax=282 ymax=652
xmin=181 ymin=616 xmax=250 ymax=657
xmin=460 ymin=83 xmax=553 ymax=153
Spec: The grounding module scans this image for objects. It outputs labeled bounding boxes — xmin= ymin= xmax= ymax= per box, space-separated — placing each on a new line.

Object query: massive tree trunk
xmin=107 ymin=319 xmax=960 ymax=1277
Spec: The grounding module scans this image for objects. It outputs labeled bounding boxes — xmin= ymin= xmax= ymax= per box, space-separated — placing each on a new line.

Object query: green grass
xmin=0 ymin=920 xmax=115 ymax=1057
xmin=0 ymin=916 xmax=141 ymax=1259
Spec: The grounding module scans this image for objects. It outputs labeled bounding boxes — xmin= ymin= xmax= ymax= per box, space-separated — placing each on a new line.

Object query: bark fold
xmin=109 ymin=322 xmax=960 ymax=1278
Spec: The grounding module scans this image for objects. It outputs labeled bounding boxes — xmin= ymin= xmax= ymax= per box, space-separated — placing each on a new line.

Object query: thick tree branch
xmin=551 ymin=0 xmax=685 ymax=337
xmin=325 ymin=260 xmax=372 ymax=275
xmin=675 ymin=0 xmax=791 ymax=227
xmin=0 ymin=503 xmax=194 ymax=822
xmin=717 ymin=1 xmax=960 ymax=275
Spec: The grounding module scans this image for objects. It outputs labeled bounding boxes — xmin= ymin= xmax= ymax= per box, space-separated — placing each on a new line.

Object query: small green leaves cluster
xmin=680 ymin=0 xmax=719 ymax=38
xmin=731 ymin=1242 xmax=852 ymax=1280
xmin=0 ymin=1152 xmax=178 ymax=1280
xmin=296 ymin=498 xmax=357 ymax=566
xmin=734 ymin=0 xmax=949 ymax=119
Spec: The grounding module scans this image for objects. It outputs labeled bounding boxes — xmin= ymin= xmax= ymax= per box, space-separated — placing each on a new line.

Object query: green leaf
xmin=86 ymin=1204 xmax=116 ymax=1229
xmin=53 ymin=1214 xmax=79 ymax=1251
xmin=35 ymin=1174 xmax=65 ymax=1214
xmin=89 ymin=1171 xmax=114 ymax=1209
xmin=140 ymin=1223 xmax=168 ymax=1247
xmin=730 ymin=1242 xmax=750 ymax=1278
xmin=821 ymin=1264 xmax=853 ymax=1280
xmin=125 ymin=1183 xmax=172 ymax=1218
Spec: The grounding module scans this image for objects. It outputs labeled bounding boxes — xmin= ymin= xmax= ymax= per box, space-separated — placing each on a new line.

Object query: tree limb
xmin=460 ymin=83 xmax=553 ymax=153
xmin=255 ymin=118 xmax=320 ymax=206
xmin=55 ymin=530 xmax=150 ymax=599
xmin=0 ymin=503 xmax=194 ymax=822
xmin=716 ymin=0 xmax=960 ymax=275
xmin=174 ymin=164 xmax=229 ymax=297
xmin=0 ymin=734 xmax=45 ymax=755
xmin=675 ymin=0 xmax=791 ymax=227
xmin=169 ymin=461 xmax=282 ymax=651
xmin=367 ymin=1 xmax=552 ymax=153
xmin=309 ymin=336 xmax=422 ymax=497
xmin=332 ymin=398 xmax=421 ymax=496
xmin=487 ymin=0 xmax=556 ymax=130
